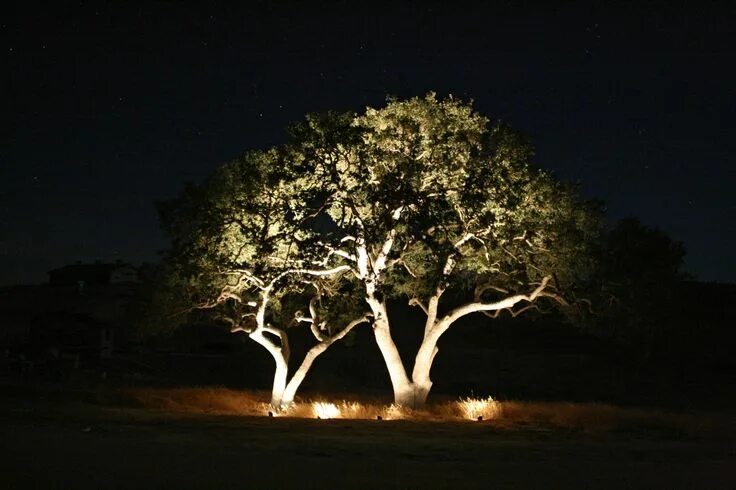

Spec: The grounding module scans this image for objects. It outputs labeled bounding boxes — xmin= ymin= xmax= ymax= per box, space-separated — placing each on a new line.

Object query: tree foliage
xmin=594 ymin=217 xmax=687 ymax=355
xmin=154 ymin=149 xmax=369 ymax=408
xmin=154 ymin=93 xmax=602 ymax=407
xmin=284 ymin=94 xmax=600 ymax=310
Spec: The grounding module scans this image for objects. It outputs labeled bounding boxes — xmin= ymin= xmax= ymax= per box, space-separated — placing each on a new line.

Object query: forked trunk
xmin=371 ymin=306 xmax=445 ymax=408
xmin=256 ymin=318 xmax=371 ymax=409
xmin=392 ymin=382 xmax=433 ymax=408
xmin=370 ymin=307 xmax=441 ymax=409
xmin=280 ymin=342 xmax=330 ymax=407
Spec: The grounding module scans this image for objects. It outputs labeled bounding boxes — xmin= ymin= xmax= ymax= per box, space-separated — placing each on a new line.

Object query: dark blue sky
xmin=3 ymin=2 xmax=735 ymax=285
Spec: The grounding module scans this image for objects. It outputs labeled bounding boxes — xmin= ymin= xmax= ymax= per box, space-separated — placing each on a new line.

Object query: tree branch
xmin=474 ymin=283 xmax=510 ymax=301
xmin=441 ymin=276 xmax=552 ymax=328
xmin=281 ymin=314 xmax=372 ymax=404
xmin=262 ymin=325 xmax=290 ymax=362
xmin=537 ymin=290 xmax=570 ymax=306
xmin=267 ymin=265 xmax=353 ymax=290
xmin=391 ymin=258 xmax=417 ymax=277
xmin=324 ymin=314 xmax=372 ymax=344
xmin=373 ymin=206 xmax=403 ymax=273
xmin=408 ymin=298 xmax=429 ymax=316
xmin=481 ymin=303 xmax=541 ymax=319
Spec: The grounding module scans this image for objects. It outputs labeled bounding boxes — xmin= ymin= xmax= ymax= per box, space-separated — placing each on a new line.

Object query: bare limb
xmin=266 ymin=264 xmax=353 ymax=291
xmin=391 ymin=258 xmax=417 ymax=277
xmin=537 ymin=290 xmax=570 ymax=306
xmin=325 ymin=314 xmax=372 ymax=343
xmin=322 ymin=245 xmax=358 ymax=263
xmin=481 ymin=303 xmax=540 ymax=319
xmin=310 ymin=321 xmax=327 ymax=342
xmin=262 ymin=325 xmax=290 ymax=362
xmin=280 ymin=314 xmax=372 ymax=403
xmin=441 ymin=276 xmax=552 ymax=328
xmin=474 ymin=283 xmax=510 ymax=302
xmin=408 ymin=298 xmax=429 ymax=316
xmin=216 ymin=291 xmax=243 ymax=303
xmin=373 ymin=206 xmax=404 ymax=273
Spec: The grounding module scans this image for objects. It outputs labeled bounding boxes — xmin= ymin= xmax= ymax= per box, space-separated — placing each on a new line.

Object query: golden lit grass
xmin=311 ymin=401 xmax=341 ymax=419
xmin=454 ymin=396 xmax=503 ymax=420
xmin=275 ymin=400 xmax=413 ymax=420
xmin=121 ymin=387 xmax=722 ymax=437
xmin=123 ymin=386 xmax=269 ymax=416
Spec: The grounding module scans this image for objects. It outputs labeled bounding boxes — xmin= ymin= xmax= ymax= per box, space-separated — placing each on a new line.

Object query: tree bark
xmin=249 ymin=330 xmax=289 ymax=408
xmin=282 ymin=314 xmax=370 ymax=406
xmin=280 ymin=345 xmax=325 ymax=407
xmin=409 ymin=333 xmax=440 ymax=407
xmin=402 ymin=279 xmax=554 ymax=408
xmin=366 ymin=295 xmax=441 ymax=408
xmin=252 ymin=314 xmax=370 ymax=409
xmin=367 ymin=300 xmax=414 ymax=405
xmin=270 ymin=358 xmax=289 ymax=408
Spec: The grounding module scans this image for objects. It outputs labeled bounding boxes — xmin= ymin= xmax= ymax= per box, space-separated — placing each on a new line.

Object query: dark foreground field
xmin=2 ymin=390 xmax=735 ymax=489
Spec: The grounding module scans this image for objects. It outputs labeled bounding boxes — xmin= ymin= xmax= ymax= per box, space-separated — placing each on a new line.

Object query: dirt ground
xmin=2 ymin=396 xmax=735 ymax=490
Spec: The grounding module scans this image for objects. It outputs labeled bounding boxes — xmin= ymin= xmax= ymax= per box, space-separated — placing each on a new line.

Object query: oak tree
xmin=281 ymin=94 xmax=600 ymax=407
xmin=156 ymin=151 xmax=369 ymax=409
xmin=158 ymin=93 xmax=599 ymax=409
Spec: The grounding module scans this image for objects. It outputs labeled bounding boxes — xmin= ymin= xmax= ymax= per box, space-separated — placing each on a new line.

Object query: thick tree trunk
xmin=280 ymin=315 xmax=370 ymax=407
xmin=270 ymin=358 xmax=289 ymax=408
xmin=366 ymin=297 xmax=444 ymax=408
xmin=392 ymin=382 xmax=432 ymax=408
xmin=368 ymin=300 xmax=414 ymax=405
xmin=249 ymin=330 xmax=290 ymax=409
xmin=409 ymin=334 xmax=440 ymax=408
xmin=400 ymin=280 xmax=552 ymax=408
xmin=373 ymin=318 xmax=414 ymax=404
xmin=371 ymin=320 xmax=439 ymax=408
xmin=280 ymin=343 xmax=328 ymax=407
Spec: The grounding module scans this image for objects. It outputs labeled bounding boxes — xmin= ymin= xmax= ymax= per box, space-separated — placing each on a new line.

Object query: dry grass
xmin=275 ymin=400 xmax=414 ymax=420
xmin=311 ymin=402 xmax=341 ymax=419
xmin=453 ymin=396 xmax=503 ymax=421
xmin=121 ymin=387 xmax=724 ymax=437
xmin=123 ymin=386 xmax=270 ymax=416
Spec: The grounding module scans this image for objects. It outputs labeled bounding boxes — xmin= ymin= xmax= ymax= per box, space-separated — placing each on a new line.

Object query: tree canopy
xmin=155 ymin=93 xmax=602 ymax=407
xmin=593 ymin=217 xmax=687 ymax=355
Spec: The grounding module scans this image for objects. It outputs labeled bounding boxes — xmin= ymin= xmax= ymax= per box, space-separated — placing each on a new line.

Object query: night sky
xmin=3 ymin=2 xmax=735 ymax=286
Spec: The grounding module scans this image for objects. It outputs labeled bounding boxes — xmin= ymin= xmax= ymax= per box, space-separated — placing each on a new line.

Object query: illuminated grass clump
xmin=312 ymin=402 xmax=341 ymax=419
xmin=457 ymin=396 xmax=502 ymax=421
xmin=268 ymin=400 xmax=413 ymax=420
xmin=124 ymin=388 xmax=717 ymax=435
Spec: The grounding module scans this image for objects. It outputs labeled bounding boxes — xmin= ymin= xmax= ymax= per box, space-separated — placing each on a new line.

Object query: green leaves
xmin=155 ymin=92 xmax=601 ymax=335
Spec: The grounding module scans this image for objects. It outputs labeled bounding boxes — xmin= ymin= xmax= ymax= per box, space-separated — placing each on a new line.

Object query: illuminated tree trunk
xmin=373 ymin=317 xmax=414 ymax=406
xmin=248 ymin=314 xmax=370 ymax=409
xmin=371 ymin=322 xmax=437 ymax=408
xmin=410 ymin=334 xmax=441 ymax=407
xmin=367 ymin=298 xmax=436 ymax=408
xmin=281 ymin=315 xmax=369 ymax=406
xmin=366 ymin=297 xmax=414 ymax=406
xmin=400 ymin=278 xmax=555 ymax=408
xmin=279 ymin=342 xmax=339 ymax=406
xmin=250 ymin=330 xmax=289 ymax=408
xmin=271 ymin=359 xmax=289 ymax=408
xmin=281 ymin=359 xmax=313 ymax=407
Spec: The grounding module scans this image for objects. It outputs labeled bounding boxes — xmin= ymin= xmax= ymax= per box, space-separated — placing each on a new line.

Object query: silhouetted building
xmin=0 ymin=262 xmax=141 ymax=366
